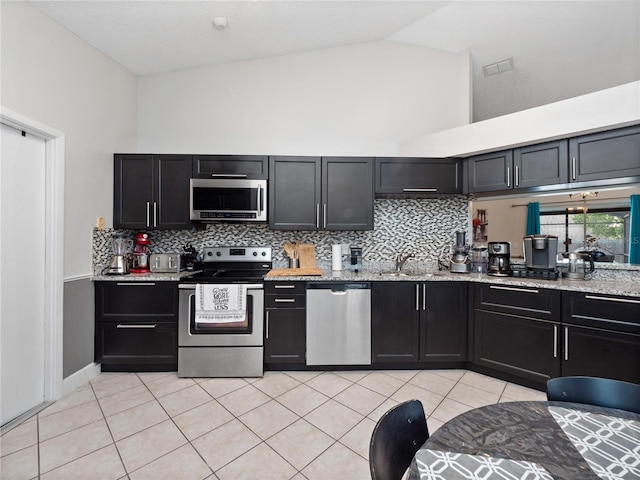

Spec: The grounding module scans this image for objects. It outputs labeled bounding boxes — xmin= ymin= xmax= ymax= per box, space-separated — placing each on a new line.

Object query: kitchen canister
xmin=332 ymin=244 xmax=343 ymax=271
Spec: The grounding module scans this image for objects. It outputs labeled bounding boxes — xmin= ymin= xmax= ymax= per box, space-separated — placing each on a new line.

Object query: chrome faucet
xmin=396 ymin=253 xmax=415 ymax=273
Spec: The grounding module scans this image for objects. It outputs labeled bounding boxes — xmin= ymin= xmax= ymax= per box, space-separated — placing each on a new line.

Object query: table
xmin=408 ymin=401 xmax=640 ymax=480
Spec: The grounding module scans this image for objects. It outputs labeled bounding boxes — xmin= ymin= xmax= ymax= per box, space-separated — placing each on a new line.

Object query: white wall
xmin=137 ymin=41 xmax=471 ymax=156
xmin=1 ymin=0 xmax=137 ymax=278
xmin=399 ymin=81 xmax=640 ymax=157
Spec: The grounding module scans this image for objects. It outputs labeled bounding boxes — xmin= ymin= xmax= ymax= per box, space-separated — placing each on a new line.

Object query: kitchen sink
xmin=377 ymin=271 xmax=444 ymax=277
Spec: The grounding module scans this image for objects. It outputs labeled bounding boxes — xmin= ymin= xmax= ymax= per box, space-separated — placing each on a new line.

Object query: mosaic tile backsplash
xmin=93 ymin=197 xmax=471 ymax=273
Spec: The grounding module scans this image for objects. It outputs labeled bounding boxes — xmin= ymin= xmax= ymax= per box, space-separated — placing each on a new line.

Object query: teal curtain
xmin=525 ymin=202 xmax=541 ymax=235
xmin=630 ymin=195 xmax=640 ymax=264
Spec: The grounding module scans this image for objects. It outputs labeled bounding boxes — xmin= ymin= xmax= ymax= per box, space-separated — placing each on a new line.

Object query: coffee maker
xmin=523 ymin=235 xmax=558 ymax=271
xmin=106 ymin=234 xmax=131 ymax=275
xmin=130 ymin=232 xmax=151 ymax=274
xmin=450 ymin=231 xmax=471 ymax=273
xmin=487 ymin=242 xmax=511 ymax=276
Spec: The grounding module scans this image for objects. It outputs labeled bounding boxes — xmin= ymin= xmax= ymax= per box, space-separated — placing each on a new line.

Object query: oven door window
xmin=189 ymin=293 xmax=253 ymax=334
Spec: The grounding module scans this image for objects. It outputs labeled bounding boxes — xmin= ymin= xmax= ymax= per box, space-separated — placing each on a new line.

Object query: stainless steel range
xmin=178 ymin=246 xmax=272 ymax=377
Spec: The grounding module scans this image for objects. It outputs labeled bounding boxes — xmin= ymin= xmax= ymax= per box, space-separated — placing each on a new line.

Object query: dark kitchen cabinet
xmin=375 ymin=157 xmax=462 ymax=195
xmin=114 ymin=154 xmax=192 ymax=229
xmin=372 ymin=282 xmax=467 ymax=364
xmin=268 ymin=156 xmax=374 ymax=230
xmin=264 ymin=282 xmax=306 ymax=364
xmin=568 ymin=126 xmax=640 ymax=183
xmin=468 ymin=140 xmax=568 ymax=193
xmin=95 ymin=281 xmax=179 ymax=371
xmin=561 ymin=291 xmax=640 ymax=384
xmin=192 ymin=155 xmax=268 ymax=179
xmin=473 ymin=284 xmax=561 ymax=385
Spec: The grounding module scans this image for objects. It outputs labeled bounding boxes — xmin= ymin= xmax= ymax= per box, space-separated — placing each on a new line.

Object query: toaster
xmin=150 ymin=253 xmax=181 ymax=273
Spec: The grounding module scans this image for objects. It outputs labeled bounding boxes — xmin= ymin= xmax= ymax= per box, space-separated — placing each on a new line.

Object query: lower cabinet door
xmin=264 ymin=309 xmax=306 ymax=364
xmin=562 ymin=324 xmax=640 ymax=384
xmin=474 ymin=310 xmax=560 ymax=384
xmin=96 ymin=322 xmax=177 ymax=371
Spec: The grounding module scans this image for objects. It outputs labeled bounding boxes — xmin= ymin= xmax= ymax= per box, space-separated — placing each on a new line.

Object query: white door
xmin=1 ymin=123 xmax=46 ymax=425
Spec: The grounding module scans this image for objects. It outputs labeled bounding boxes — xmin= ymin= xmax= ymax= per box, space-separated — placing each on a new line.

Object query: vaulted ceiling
xmin=27 ymin=1 xmax=640 ymax=121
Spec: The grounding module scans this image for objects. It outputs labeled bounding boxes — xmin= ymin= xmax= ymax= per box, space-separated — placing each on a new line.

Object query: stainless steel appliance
xmin=130 ymin=232 xmax=151 ymax=274
xmin=106 ymin=234 xmax=131 ymax=275
xmin=523 ymin=235 xmax=558 ymax=271
xmin=487 ymin=242 xmax=511 ymax=276
xmin=190 ymin=178 xmax=267 ymax=222
xmin=450 ymin=231 xmax=471 ymax=273
xmin=150 ymin=253 xmax=181 ymax=273
xmin=178 ymin=246 xmax=272 ymax=377
xmin=306 ymin=282 xmax=371 ymax=365
xmin=560 ymin=252 xmax=595 ymax=280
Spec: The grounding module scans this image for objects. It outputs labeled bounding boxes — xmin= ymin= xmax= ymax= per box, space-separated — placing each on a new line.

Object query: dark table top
xmin=408 ymin=401 xmax=640 ymax=480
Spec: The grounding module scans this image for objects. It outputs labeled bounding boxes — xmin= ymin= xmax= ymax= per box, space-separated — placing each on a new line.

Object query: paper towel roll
xmin=332 ymin=244 xmax=342 ymax=271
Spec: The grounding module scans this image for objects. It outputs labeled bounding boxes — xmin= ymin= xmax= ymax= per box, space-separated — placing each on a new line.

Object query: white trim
xmin=62 ymin=363 xmax=101 ymax=397
xmin=64 ymin=273 xmax=93 ymax=283
xmin=1 ymin=106 xmax=65 ymax=402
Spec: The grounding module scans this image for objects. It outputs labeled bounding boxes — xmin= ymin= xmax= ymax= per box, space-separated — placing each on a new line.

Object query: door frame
xmin=1 ymin=107 xmax=65 ymax=402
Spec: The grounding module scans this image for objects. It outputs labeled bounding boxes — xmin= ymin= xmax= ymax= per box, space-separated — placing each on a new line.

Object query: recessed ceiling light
xmin=212 ymin=17 xmax=228 ymax=30
xmin=482 ymin=57 xmax=514 ymax=77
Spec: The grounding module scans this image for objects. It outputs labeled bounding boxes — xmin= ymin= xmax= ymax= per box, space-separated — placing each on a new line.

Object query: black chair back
xmin=546 ymin=376 xmax=640 ymax=414
xmin=369 ymin=399 xmax=429 ymax=480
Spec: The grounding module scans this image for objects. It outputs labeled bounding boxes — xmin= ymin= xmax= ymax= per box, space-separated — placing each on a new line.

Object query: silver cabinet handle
xmin=265 ymin=311 xmax=269 ymax=339
xmin=415 ymin=284 xmax=420 ymax=311
xmin=153 ymin=202 xmax=157 ymax=228
xmin=323 ymin=204 xmax=327 ymax=229
xmin=584 ymin=294 xmax=640 ymax=305
xmin=564 ymin=327 xmax=569 ymax=361
xmin=402 ymin=188 xmax=437 ymax=193
xmin=571 ymin=157 xmax=577 ymax=180
xmin=489 ymin=285 xmax=539 ymax=294
xmin=274 ymin=298 xmax=295 ymax=303
xmin=117 ymin=324 xmax=157 ymax=329
xmin=515 ymin=166 xmax=520 ymax=187
xmin=506 ymin=167 xmax=511 ymax=187
xmin=553 ymin=325 xmax=558 ymax=358
xmin=210 ymin=173 xmax=247 ymax=178
xmin=316 ymin=204 xmax=320 ymax=229
xmin=422 ymin=284 xmax=426 ymax=311
xmin=116 ymin=282 xmax=156 ymax=286
xmin=146 ymin=201 xmax=151 ymax=227
xmin=274 ymin=285 xmax=296 ymax=289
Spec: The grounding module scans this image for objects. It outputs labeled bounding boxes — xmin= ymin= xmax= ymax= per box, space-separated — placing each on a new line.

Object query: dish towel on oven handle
xmin=195 ymin=284 xmax=247 ymax=323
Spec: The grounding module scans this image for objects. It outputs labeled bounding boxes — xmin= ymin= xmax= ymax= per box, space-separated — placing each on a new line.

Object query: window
xmin=540 ymin=208 xmax=630 ymax=262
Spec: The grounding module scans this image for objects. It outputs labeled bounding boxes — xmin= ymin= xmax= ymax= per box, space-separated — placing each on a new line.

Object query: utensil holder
xmin=289 ymin=258 xmax=299 ymax=268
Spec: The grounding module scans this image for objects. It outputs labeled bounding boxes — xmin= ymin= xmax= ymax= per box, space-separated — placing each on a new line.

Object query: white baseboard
xmin=63 ymin=363 xmax=101 ymax=396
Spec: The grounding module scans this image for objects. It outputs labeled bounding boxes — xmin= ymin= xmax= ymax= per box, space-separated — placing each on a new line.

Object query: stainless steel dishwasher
xmin=306 ymin=282 xmax=371 ymax=366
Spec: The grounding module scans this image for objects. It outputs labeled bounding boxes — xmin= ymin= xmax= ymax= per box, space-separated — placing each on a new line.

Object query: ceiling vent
xmin=482 ymin=57 xmax=514 ymax=77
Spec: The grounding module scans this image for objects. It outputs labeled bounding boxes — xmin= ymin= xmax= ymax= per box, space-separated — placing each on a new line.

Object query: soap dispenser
xmin=350 ymin=247 xmax=363 ymax=273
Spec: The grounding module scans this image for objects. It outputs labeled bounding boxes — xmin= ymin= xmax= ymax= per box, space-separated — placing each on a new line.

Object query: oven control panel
xmin=203 ymin=246 xmax=272 ymax=263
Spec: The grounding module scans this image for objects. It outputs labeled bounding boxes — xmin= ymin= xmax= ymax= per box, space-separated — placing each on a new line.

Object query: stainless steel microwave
xmin=190 ymin=178 xmax=267 ymax=222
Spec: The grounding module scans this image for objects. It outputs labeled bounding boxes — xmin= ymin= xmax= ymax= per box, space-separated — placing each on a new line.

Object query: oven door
xmin=178 ymin=284 xmax=263 ymax=347
xmin=190 ymin=178 xmax=266 ymax=221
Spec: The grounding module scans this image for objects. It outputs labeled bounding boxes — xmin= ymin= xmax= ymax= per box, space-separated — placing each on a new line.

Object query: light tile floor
xmin=1 ymin=369 xmax=547 ymax=480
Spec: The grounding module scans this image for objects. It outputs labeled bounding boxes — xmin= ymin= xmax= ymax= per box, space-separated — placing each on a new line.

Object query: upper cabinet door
xmin=154 ymin=155 xmax=192 ymax=229
xmin=569 ymin=126 xmax=640 ymax=183
xmin=467 ymin=150 xmax=513 ymax=193
xmin=513 ymin=140 xmax=569 ymax=189
xmin=114 ymin=154 xmax=154 ymax=229
xmin=192 ymin=155 xmax=268 ymax=179
xmin=375 ymin=157 xmax=462 ymax=195
xmin=268 ymin=156 xmax=321 ymax=230
xmin=323 ymin=157 xmax=374 ymax=230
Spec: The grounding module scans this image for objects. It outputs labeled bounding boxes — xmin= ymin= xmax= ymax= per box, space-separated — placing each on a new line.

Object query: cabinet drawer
xmin=95 ymin=282 xmax=178 ymax=321
xmin=265 ymin=294 xmax=306 ymax=309
xmin=474 ymin=284 xmax=561 ymax=321
xmin=95 ymin=322 xmax=177 ymax=367
xmin=265 ymin=282 xmax=306 ymax=295
xmin=562 ymin=291 xmax=640 ymax=334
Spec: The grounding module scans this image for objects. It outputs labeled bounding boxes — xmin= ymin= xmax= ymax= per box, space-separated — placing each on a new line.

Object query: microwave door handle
xmin=257 ymin=184 xmax=263 ymax=214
